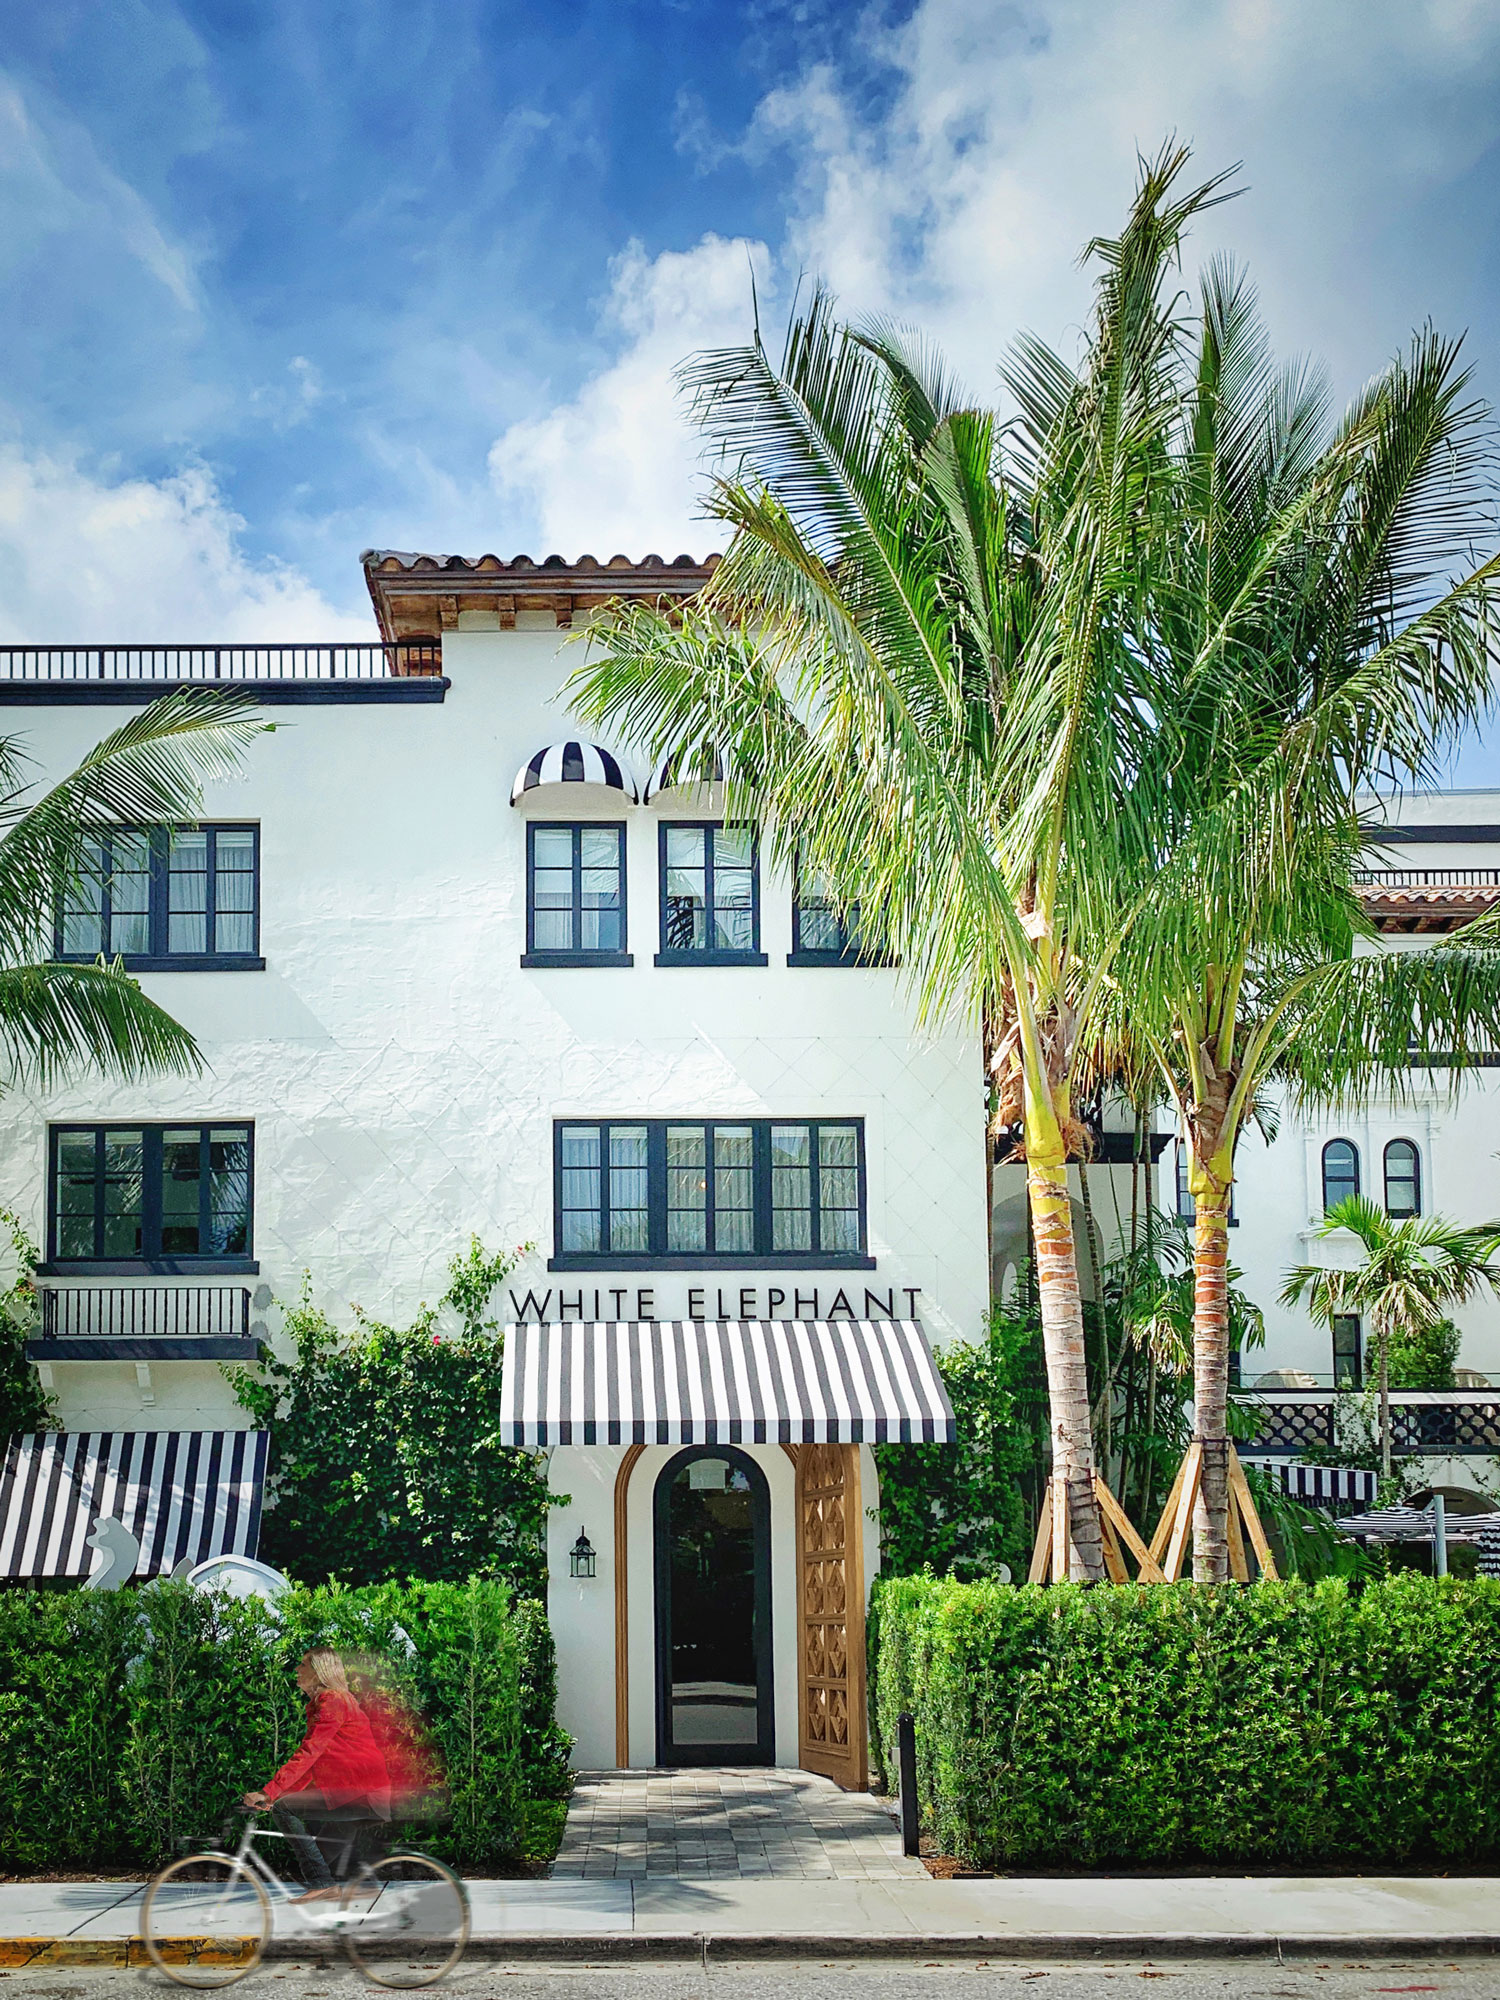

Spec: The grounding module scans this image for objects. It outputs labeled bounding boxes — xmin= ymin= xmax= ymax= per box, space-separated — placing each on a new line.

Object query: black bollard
xmin=897 ymin=1710 xmax=919 ymax=1857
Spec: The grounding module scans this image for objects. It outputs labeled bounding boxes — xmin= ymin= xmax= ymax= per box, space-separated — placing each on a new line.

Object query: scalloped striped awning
xmin=498 ymin=1319 xmax=955 ymax=1448
xmin=510 ymin=740 xmax=636 ymax=804
xmin=0 ymin=1430 xmax=269 ymax=1579
xmin=644 ymin=746 xmax=725 ymax=801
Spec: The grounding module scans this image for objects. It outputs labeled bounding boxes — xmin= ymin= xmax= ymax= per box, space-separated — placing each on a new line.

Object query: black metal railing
xmin=0 ymin=641 xmax=441 ymax=683
xmin=39 ymin=1285 xmax=252 ymax=1340
xmin=1354 ymin=868 xmax=1500 ymax=889
xmin=1234 ymin=1388 xmax=1500 ymax=1456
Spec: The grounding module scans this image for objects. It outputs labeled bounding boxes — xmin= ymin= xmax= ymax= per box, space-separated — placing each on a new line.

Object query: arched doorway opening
xmin=653 ymin=1445 xmax=774 ymax=1766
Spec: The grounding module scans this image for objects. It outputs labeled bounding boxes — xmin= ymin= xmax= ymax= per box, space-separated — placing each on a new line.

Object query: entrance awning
xmin=497 ymin=1319 xmax=956 ymax=1447
xmin=0 ymin=1430 xmax=270 ymax=1580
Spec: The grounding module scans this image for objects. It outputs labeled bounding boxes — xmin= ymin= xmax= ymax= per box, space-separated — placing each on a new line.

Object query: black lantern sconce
xmin=569 ymin=1528 xmax=597 ymax=1580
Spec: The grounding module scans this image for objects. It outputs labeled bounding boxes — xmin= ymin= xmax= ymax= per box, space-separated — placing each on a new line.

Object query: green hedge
xmin=869 ymin=1572 xmax=1500 ymax=1868
xmin=0 ymin=1579 xmax=570 ymax=1875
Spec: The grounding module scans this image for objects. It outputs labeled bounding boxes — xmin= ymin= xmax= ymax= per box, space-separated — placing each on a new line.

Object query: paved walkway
xmin=549 ymin=1768 xmax=927 ymax=1880
xmin=6 ymin=1874 xmax=1500 ymax=1964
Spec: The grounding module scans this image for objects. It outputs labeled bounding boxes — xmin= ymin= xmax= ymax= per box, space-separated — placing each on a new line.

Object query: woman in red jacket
xmin=242 ymin=1649 xmax=390 ymax=1896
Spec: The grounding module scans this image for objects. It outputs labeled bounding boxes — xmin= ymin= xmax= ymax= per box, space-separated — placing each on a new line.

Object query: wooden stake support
xmin=1146 ymin=1440 xmax=1279 ymax=1582
xmin=1027 ymin=1473 xmax=1166 ymax=1584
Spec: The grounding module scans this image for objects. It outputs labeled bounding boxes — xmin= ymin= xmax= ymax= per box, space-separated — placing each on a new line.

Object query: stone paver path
xmin=550 ymin=1767 xmax=927 ymax=1881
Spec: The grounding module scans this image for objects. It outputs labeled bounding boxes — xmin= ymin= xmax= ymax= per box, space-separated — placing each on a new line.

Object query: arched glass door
xmin=653 ymin=1446 xmax=773 ymax=1766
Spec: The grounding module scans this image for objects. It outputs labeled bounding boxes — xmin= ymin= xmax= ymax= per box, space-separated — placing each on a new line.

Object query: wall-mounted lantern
xmin=569 ymin=1528 xmax=597 ymax=1579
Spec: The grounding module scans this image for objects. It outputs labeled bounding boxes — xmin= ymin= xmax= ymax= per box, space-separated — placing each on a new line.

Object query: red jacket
xmin=264 ymin=1689 xmax=391 ymax=1813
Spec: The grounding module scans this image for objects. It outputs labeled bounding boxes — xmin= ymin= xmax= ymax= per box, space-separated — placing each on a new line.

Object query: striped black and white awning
xmin=644 ymin=747 xmax=725 ymax=801
xmin=1242 ymin=1460 xmax=1378 ymax=1511
xmin=0 ymin=1431 xmax=269 ymax=1580
xmin=510 ymin=740 xmax=636 ymax=805
xmin=498 ymin=1319 xmax=956 ymax=1447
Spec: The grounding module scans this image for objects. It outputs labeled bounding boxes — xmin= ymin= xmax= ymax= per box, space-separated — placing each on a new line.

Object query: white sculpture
xmin=184 ymin=1553 xmax=292 ymax=1604
xmin=83 ymin=1515 xmax=141 ymax=1591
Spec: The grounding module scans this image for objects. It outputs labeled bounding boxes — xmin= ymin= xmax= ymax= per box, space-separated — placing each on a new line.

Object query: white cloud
xmin=489 ymin=0 xmax=1500 ymax=559
xmin=488 ymin=233 xmax=771 ymax=560
xmin=0 ymin=449 xmax=363 ymax=641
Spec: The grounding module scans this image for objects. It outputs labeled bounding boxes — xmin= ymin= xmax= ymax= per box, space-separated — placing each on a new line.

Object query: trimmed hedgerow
xmin=868 ymin=1571 xmax=1500 ymax=1869
xmin=0 ymin=1578 xmax=568 ymax=1876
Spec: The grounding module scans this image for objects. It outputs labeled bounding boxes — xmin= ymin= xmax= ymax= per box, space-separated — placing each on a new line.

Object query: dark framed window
xmin=56 ymin=826 xmax=262 ymax=970
xmin=1322 ymin=1139 xmax=1360 ymax=1216
xmin=789 ymin=858 xmax=890 ymax=966
xmin=551 ymin=1117 xmax=872 ymax=1268
xmin=46 ymin=1123 xmax=255 ymax=1273
xmin=656 ymin=823 xmax=766 ymax=966
xmin=1384 ymin=1138 xmax=1421 ymax=1219
xmin=523 ymin=823 xmax=630 ymax=967
xmin=1332 ymin=1314 xmax=1363 ymax=1389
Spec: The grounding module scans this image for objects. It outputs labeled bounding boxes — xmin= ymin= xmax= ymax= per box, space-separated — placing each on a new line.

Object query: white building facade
xmin=0 ymin=550 xmax=985 ymax=1779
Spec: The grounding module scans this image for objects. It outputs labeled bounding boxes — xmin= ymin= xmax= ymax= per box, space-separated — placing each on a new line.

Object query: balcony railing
xmin=0 ymin=641 xmax=441 ymax=683
xmin=1353 ymin=868 xmax=1500 ymax=889
xmin=1234 ymin=1387 xmax=1500 ymax=1456
xmin=27 ymin=1284 xmax=258 ymax=1362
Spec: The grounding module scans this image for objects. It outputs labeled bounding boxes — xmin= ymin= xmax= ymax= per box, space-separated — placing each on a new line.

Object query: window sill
xmin=653 ymin=951 xmax=770 ymax=968
xmin=521 ymin=951 xmax=634 ymax=969
xmin=787 ymin=951 xmax=897 ymax=968
xmin=36 ymin=1258 xmax=260 ymax=1277
xmin=54 ymin=955 xmax=266 ymax=973
xmin=548 ymin=1252 xmax=876 ymax=1271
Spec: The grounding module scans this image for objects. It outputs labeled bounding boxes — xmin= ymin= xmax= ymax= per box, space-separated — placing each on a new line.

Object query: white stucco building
xmin=0 ymin=550 xmax=980 ymax=1780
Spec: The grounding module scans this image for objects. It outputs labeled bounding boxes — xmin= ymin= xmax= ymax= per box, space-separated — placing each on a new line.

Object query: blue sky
xmin=4 ymin=0 xmax=1500 ymax=775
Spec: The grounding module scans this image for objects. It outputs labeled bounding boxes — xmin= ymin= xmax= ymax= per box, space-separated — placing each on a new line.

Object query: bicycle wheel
xmin=341 ymin=1852 xmax=470 ymax=1988
xmin=141 ymin=1852 xmax=271 ymax=1989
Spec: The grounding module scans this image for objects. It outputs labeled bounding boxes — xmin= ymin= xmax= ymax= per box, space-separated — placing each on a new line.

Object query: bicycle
xmin=141 ymin=1812 xmax=470 ymax=1990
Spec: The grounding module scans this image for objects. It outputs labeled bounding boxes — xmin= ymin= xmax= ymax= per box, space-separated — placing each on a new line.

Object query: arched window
xmin=1322 ymin=1139 xmax=1360 ymax=1216
xmin=1384 ymin=1139 xmax=1422 ymax=1219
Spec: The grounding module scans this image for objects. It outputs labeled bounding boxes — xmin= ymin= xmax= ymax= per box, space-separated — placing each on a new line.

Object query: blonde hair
xmin=303 ymin=1648 xmax=349 ymax=1694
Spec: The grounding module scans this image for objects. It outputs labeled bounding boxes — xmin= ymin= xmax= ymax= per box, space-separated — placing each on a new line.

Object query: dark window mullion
xmin=647 ymin=1120 xmax=668 ymax=1259
xmin=142 ymin=1128 xmax=164 ymax=1260
xmin=599 ymin=1120 xmax=613 ymax=1254
xmin=204 ymin=829 xmax=217 ymax=958
xmin=572 ymin=828 xmax=584 ymax=954
xmin=199 ymin=1121 xmax=211 ymax=1257
xmin=99 ymin=833 xmax=114 ymax=959
xmin=752 ymin=1123 xmax=773 ymax=1258
xmin=809 ymin=1120 xmax=824 ymax=1255
xmin=149 ymin=828 xmax=168 ymax=958
xmin=857 ymin=1124 xmax=869 ymax=1256
xmin=702 ymin=829 xmax=717 ymax=941
xmin=92 ymin=1128 xmax=105 ymax=1262
xmin=703 ymin=1120 xmax=718 ymax=1251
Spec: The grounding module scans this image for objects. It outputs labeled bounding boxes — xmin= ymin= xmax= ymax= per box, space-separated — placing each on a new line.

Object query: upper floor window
xmin=1174 ymin=1140 xmax=1235 ymax=1223
xmin=657 ymin=824 xmax=766 ymax=966
xmin=1383 ymin=1139 xmax=1422 ymax=1219
xmin=523 ymin=823 xmax=630 ymax=967
xmin=552 ymin=1117 xmax=870 ymax=1268
xmin=56 ymin=826 xmax=261 ymax=971
xmin=789 ymin=859 xmax=890 ymax=966
xmin=1321 ymin=1138 xmax=1360 ymax=1216
xmin=47 ymin=1122 xmax=254 ymax=1272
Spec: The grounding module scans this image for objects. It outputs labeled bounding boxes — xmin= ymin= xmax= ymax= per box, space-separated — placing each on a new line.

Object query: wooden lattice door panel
xmin=796 ymin=1441 xmax=867 ymax=1788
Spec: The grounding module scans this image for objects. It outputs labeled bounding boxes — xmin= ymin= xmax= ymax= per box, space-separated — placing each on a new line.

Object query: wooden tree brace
xmin=1148 ymin=1442 xmax=1279 ymax=1582
xmin=1026 ymin=1473 xmax=1164 ymax=1585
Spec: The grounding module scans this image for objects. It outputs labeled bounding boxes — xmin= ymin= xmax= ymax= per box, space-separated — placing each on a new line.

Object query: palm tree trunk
xmin=1192 ymin=1192 xmax=1233 ymax=1582
xmin=1029 ymin=1159 xmax=1106 ymax=1580
xmin=1377 ymin=1324 xmax=1392 ymax=1482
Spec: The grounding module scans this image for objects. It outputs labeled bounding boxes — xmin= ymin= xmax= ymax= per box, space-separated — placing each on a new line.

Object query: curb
xmin=8 ymin=1932 xmax=1500 ymax=1967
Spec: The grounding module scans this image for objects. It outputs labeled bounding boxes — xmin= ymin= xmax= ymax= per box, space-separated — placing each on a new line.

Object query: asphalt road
xmin=4 ymin=1961 xmax=1500 ymax=2000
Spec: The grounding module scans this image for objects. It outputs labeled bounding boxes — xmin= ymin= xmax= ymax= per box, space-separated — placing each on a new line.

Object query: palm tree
xmin=571 ymin=149 xmax=1230 ymax=1578
xmin=1282 ymin=1197 xmax=1500 ymax=1481
xmin=1100 ymin=255 xmax=1500 ymax=1577
xmin=0 ymin=689 xmax=264 ymax=1083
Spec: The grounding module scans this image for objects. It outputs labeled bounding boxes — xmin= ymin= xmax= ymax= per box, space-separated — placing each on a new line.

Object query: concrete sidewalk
xmin=5 ymin=1873 xmax=1500 ymax=1965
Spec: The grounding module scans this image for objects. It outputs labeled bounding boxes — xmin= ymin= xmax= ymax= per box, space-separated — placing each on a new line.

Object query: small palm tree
xmin=1282 ymin=1197 xmax=1500 ymax=1479
xmin=0 ymin=689 xmax=264 ymax=1083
